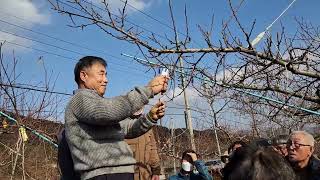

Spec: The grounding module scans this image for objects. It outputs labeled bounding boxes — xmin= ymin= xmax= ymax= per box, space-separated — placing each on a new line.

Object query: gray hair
xmin=290 ymin=131 xmax=315 ymax=147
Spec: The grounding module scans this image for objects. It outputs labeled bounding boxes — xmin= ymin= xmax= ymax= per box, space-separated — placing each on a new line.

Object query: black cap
xmin=250 ymin=138 xmax=272 ymax=148
xmin=271 ymin=135 xmax=289 ymax=145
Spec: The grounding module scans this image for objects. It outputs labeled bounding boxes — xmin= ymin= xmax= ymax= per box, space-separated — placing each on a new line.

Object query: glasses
xmin=286 ymin=141 xmax=311 ymax=149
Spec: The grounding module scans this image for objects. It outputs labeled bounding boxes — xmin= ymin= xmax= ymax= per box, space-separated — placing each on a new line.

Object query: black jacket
xmin=58 ymin=129 xmax=80 ymax=180
xmin=290 ymin=155 xmax=320 ymax=180
xmin=307 ymin=156 xmax=320 ymax=180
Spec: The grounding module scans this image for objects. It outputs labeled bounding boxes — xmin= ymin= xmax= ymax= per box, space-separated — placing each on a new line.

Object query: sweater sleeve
xmin=194 ymin=160 xmax=213 ymax=180
xmin=72 ymin=87 xmax=153 ymax=125
xmin=120 ymin=114 xmax=157 ymax=139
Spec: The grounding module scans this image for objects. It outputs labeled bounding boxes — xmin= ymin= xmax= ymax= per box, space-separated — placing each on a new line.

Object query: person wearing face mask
xmin=169 ymin=149 xmax=213 ymax=180
xmin=125 ymin=108 xmax=162 ymax=180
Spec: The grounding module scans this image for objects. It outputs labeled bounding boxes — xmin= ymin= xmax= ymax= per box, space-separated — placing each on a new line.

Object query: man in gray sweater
xmin=64 ymin=56 xmax=168 ymax=180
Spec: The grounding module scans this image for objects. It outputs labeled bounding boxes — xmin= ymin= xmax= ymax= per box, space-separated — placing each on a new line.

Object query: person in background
xmin=220 ymin=151 xmax=229 ymax=164
xmin=58 ymin=129 xmax=80 ymax=180
xmin=249 ymin=138 xmax=271 ymax=149
xmin=125 ymin=108 xmax=161 ymax=180
xmin=272 ymin=134 xmax=289 ymax=157
xmin=169 ymin=149 xmax=212 ymax=180
xmin=223 ymin=144 xmax=296 ymax=180
xmin=227 ymin=140 xmax=246 ymax=158
xmin=287 ymin=131 xmax=320 ymax=180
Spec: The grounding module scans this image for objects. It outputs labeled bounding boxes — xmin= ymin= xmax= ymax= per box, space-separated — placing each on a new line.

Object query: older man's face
xmin=81 ymin=62 xmax=108 ymax=96
xmin=287 ymin=134 xmax=313 ymax=163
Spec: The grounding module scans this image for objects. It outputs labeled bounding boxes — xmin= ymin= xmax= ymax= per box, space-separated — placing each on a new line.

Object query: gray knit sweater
xmin=64 ymin=87 xmax=156 ymax=180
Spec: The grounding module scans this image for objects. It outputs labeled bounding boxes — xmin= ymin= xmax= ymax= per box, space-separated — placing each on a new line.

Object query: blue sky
xmin=0 ymin=0 xmax=319 ymax=129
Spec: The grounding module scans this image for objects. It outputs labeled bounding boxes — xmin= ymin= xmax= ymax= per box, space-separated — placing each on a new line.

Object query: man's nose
xmin=287 ymin=144 xmax=294 ymax=150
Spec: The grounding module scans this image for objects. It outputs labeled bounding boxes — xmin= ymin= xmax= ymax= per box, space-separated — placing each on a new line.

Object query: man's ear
xmin=79 ymin=70 xmax=87 ymax=83
xmin=310 ymin=146 xmax=314 ymax=154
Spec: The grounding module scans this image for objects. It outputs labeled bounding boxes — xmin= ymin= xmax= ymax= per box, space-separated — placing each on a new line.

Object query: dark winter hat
xmin=271 ymin=135 xmax=289 ymax=145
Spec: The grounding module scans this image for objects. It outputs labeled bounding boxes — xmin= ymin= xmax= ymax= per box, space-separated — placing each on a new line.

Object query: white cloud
xmin=0 ymin=0 xmax=50 ymax=52
xmin=92 ymin=0 xmax=153 ymax=14
xmin=283 ymin=48 xmax=319 ymax=75
xmin=215 ymin=67 xmax=245 ymax=83
xmin=148 ymin=87 xmax=208 ymax=129
xmin=1 ymin=0 xmax=50 ymax=25
xmin=0 ymin=32 xmax=29 ymax=44
xmin=126 ymin=0 xmax=153 ymax=11
xmin=158 ymin=87 xmax=202 ymax=106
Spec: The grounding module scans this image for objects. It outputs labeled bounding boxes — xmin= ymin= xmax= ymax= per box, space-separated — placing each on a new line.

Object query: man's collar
xmin=178 ymin=170 xmax=190 ymax=177
xmin=308 ymin=155 xmax=320 ymax=171
xmin=74 ymin=88 xmax=101 ymax=96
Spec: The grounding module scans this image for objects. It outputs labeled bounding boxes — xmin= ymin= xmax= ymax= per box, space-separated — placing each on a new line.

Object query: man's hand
xmin=148 ymin=101 xmax=166 ymax=121
xmin=147 ymin=75 xmax=169 ymax=95
xmin=151 ymin=175 xmax=160 ymax=180
xmin=187 ymin=152 xmax=198 ymax=162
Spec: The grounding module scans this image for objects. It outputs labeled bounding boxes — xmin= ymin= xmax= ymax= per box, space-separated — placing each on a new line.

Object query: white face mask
xmin=181 ymin=161 xmax=193 ymax=172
